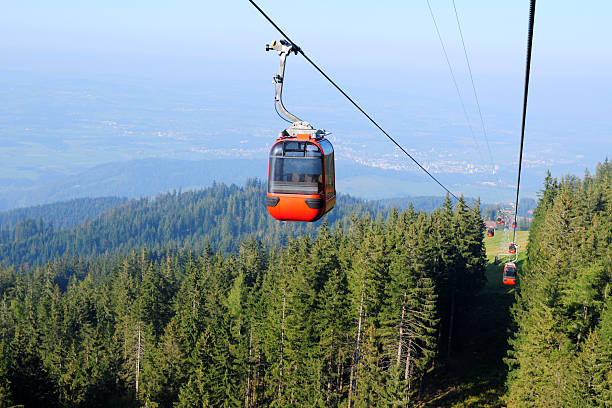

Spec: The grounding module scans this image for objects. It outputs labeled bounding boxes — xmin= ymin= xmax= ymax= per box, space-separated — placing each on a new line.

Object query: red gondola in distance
xmin=509 ymin=243 xmax=517 ymax=254
xmin=487 ymin=227 xmax=494 ymax=237
xmin=496 ymin=217 xmax=502 ymax=225
xmin=264 ymin=40 xmax=336 ymax=222
xmin=503 ymin=262 xmax=517 ymax=285
xmin=512 ymin=221 xmax=517 ymax=229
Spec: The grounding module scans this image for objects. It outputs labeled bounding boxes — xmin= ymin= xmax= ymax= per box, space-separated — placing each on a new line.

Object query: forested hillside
xmin=505 ymin=160 xmax=612 ymax=406
xmin=374 ymin=196 xmax=476 ymax=213
xmin=0 ymin=181 xmax=383 ymax=267
xmin=0 ymin=197 xmax=486 ymax=407
xmin=0 ymin=196 xmax=127 ymax=231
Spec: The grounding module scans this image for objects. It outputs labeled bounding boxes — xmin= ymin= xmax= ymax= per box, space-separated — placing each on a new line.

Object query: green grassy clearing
xmin=419 ymin=229 xmax=529 ymax=407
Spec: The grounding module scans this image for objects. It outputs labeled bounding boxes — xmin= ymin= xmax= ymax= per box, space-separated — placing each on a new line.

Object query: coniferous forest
xmin=0 ymin=181 xmax=385 ymax=268
xmin=0 ymin=161 xmax=610 ymax=407
xmin=505 ymin=160 xmax=612 ymax=406
xmin=0 ymin=195 xmax=486 ymax=407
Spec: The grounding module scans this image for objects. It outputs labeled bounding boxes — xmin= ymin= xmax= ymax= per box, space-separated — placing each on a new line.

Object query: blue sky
xmin=1 ymin=1 xmax=611 ymax=200
xmin=3 ymin=0 xmax=611 ymax=75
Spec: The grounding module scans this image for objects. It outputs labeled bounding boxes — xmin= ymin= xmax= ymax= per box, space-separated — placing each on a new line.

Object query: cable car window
xmin=271 ymin=144 xmax=283 ymax=156
xmin=306 ymin=144 xmax=322 ymax=157
xmin=318 ymin=140 xmax=335 ymax=193
xmin=269 ymin=141 xmax=323 ymax=194
xmin=284 ymin=141 xmax=305 ymax=156
xmin=319 ymin=140 xmax=333 ymax=155
xmin=325 ymin=152 xmax=334 ymax=192
xmin=504 ymin=267 xmax=516 ymax=278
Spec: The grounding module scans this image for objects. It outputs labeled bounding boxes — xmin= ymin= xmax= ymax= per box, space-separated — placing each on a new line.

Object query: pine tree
xmin=316 ymin=266 xmax=352 ymax=406
xmin=352 ymin=323 xmax=384 ymax=408
xmin=141 ymin=320 xmax=187 ymax=408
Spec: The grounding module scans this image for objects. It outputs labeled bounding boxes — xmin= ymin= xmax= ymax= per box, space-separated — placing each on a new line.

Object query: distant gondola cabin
xmin=509 ymin=243 xmax=517 ymax=254
xmin=503 ymin=262 xmax=517 ymax=285
xmin=487 ymin=227 xmax=494 ymax=237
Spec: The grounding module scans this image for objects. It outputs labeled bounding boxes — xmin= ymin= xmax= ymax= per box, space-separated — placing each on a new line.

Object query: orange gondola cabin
xmin=496 ymin=217 xmax=502 ymax=225
xmin=503 ymin=262 xmax=517 ymax=285
xmin=487 ymin=227 xmax=495 ymax=237
xmin=264 ymin=39 xmax=336 ymax=222
xmin=266 ymin=123 xmax=335 ymax=222
xmin=509 ymin=243 xmax=517 ymax=254
xmin=512 ymin=221 xmax=517 ymax=229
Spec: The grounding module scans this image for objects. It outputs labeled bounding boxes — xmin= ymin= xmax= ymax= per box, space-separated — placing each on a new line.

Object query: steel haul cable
xmin=426 ymin=0 xmax=504 ymax=210
xmin=248 ymin=0 xmax=460 ymax=201
xmin=512 ymin=0 xmax=536 ymax=243
xmin=425 ymin=0 xmax=482 ymax=165
xmin=450 ymin=0 xmax=504 ymax=207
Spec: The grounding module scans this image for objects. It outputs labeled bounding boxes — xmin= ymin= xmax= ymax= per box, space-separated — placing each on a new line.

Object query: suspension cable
xmin=248 ymin=0 xmax=460 ymax=201
xmin=425 ymin=0 xmax=483 ymax=166
xmin=513 ymin=0 xmax=537 ymax=242
xmin=450 ymin=0 xmax=503 ymax=207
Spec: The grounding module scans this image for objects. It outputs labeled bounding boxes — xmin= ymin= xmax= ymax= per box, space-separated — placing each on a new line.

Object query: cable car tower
xmin=265 ymin=40 xmax=336 ymax=222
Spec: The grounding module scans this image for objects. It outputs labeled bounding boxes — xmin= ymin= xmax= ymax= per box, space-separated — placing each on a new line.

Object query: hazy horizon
xmin=1 ymin=1 xmax=610 ymax=208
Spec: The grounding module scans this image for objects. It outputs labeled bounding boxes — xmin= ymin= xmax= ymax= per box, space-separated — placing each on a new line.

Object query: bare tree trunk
xmin=433 ymin=321 xmax=442 ymax=369
xmin=135 ymin=325 xmax=141 ymax=394
xmin=396 ymin=292 xmax=407 ymax=366
xmin=246 ymin=326 xmax=253 ymax=408
xmin=336 ymin=351 xmax=343 ymax=406
xmin=575 ymin=304 xmax=588 ymax=351
xmin=278 ymin=291 xmax=286 ymax=401
xmin=347 ymin=289 xmax=365 ymax=408
xmin=326 ymin=328 xmax=334 ymax=404
xmin=326 ymin=360 xmax=332 ymax=404
xmin=403 ymin=338 xmax=413 ymax=405
xmin=404 ymin=338 xmax=413 ymax=388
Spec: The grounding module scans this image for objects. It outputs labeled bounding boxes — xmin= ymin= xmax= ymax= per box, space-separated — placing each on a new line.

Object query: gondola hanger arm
xmin=266 ymin=39 xmax=302 ymax=123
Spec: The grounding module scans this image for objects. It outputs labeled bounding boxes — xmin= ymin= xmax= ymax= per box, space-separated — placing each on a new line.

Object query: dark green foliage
xmin=0 ymin=192 xmax=487 ymax=407
xmin=0 ymin=181 xmax=383 ymax=267
xmin=505 ymin=159 xmax=612 ymax=406
xmin=0 ymin=196 xmax=127 ymax=231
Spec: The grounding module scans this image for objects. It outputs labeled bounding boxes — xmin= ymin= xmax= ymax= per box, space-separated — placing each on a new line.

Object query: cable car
xmin=512 ymin=221 xmax=517 ymax=229
xmin=496 ymin=217 xmax=502 ymax=225
xmin=509 ymin=243 xmax=517 ymax=254
xmin=500 ymin=218 xmax=506 ymax=226
xmin=503 ymin=262 xmax=517 ymax=285
xmin=267 ymin=127 xmax=335 ymax=221
xmin=265 ymin=40 xmax=336 ymax=222
xmin=487 ymin=227 xmax=494 ymax=237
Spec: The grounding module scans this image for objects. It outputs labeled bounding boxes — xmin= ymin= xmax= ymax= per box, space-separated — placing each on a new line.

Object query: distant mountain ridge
xmin=0 ymin=158 xmax=265 ymax=211
xmin=0 ymin=196 xmax=128 ymax=230
xmin=0 ymin=157 xmax=537 ymax=211
xmin=1 ymin=179 xmax=509 ymax=268
xmin=0 ymin=181 xmax=385 ymax=267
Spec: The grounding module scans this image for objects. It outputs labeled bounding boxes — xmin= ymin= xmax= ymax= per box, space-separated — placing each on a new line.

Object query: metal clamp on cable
xmin=266 ymin=39 xmax=300 ymax=55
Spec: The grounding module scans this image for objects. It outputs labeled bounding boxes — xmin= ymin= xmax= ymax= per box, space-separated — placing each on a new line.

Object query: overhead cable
xmin=425 ymin=0 xmax=483 ymax=165
xmin=513 ymin=0 xmax=537 ymax=242
xmin=450 ymin=0 xmax=503 ymax=206
xmin=248 ymin=0 xmax=460 ymax=201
